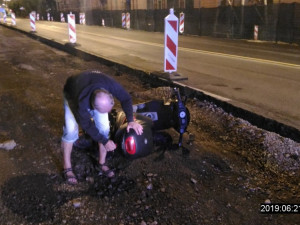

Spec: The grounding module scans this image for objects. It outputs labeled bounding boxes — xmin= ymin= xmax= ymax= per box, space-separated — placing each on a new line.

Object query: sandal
xmin=63 ymin=168 xmax=78 ymax=185
xmin=98 ymin=163 xmax=115 ymax=178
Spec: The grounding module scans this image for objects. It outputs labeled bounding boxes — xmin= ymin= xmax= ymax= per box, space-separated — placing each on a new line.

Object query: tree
xmin=8 ymin=0 xmax=56 ymax=17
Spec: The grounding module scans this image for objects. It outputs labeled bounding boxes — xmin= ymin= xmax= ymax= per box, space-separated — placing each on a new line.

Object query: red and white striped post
xmin=11 ymin=13 xmax=16 ymax=26
xmin=179 ymin=12 xmax=184 ymax=34
xmin=60 ymin=13 xmax=65 ymax=22
xmin=126 ymin=12 xmax=130 ymax=29
xmin=80 ymin=13 xmax=85 ymax=25
xmin=164 ymin=8 xmax=178 ymax=73
xmin=254 ymin=25 xmax=258 ymax=40
xmin=68 ymin=14 xmax=76 ymax=44
xmin=79 ymin=13 xmax=82 ymax=24
xmin=122 ymin=13 xmax=126 ymax=28
xmin=83 ymin=13 xmax=85 ymax=24
xmin=30 ymin=12 xmax=36 ymax=32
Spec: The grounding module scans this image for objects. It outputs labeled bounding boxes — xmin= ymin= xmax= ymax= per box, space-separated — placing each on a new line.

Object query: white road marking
xmin=173 ymin=82 xmax=231 ymax=102
xmin=42 ymin=24 xmax=300 ymax=69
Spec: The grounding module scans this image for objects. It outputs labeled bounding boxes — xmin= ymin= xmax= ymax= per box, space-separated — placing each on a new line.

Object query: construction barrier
xmin=122 ymin=13 xmax=125 ymax=28
xmin=61 ymin=13 xmax=65 ymax=22
xmin=164 ymin=8 xmax=178 ymax=73
xmin=30 ymin=12 xmax=36 ymax=32
xmin=179 ymin=12 xmax=184 ymax=34
xmin=68 ymin=14 xmax=76 ymax=44
xmin=126 ymin=12 xmax=130 ymax=29
xmin=254 ymin=25 xmax=258 ymax=40
xmin=80 ymin=13 xmax=85 ymax=25
xmin=11 ymin=13 xmax=16 ymax=26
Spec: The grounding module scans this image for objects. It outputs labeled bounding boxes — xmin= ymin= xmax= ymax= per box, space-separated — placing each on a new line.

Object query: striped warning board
xmin=126 ymin=12 xmax=130 ymax=29
xmin=61 ymin=13 xmax=65 ymax=22
xmin=30 ymin=12 xmax=36 ymax=32
xmin=80 ymin=13 xmax=86 ymax=25
xmin=164 ymin=8 xmax=178 ymax=73
xmin=68 ymin=14 xmax=76 ymax=44
xmin=122 ymin=13 xmax=126 ymax=28
xmin=11 ymin=13 xmax=16 ymax=26
xmin=254 ymin=25 xmax=258 ymax=40
xmin=179 ymin=12 xmax=184 ymax=34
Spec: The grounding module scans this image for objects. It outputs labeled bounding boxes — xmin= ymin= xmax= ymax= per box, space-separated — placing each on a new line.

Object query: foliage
xmin=8 ymin=0 xmax=56 ymax=17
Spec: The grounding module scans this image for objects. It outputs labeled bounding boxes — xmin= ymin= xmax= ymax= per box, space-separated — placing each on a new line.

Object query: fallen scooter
xmin=74 ymin=88 xmax=190 ymax=160
xmin=111 ymin=87 xmax=190 ymax=159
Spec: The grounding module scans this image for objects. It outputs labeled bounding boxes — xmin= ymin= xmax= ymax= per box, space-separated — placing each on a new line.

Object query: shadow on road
xmin=1 ymin=173 xmax=73 ymax=223
xmin=1 ymin=172 xmax=137 ymax=223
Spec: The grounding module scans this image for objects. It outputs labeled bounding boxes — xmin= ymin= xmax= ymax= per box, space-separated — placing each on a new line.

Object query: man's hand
xmin=104 ymin=140 xmax=117 ymax=151
xmin=127 ymin=121 xmax=143 ymax=135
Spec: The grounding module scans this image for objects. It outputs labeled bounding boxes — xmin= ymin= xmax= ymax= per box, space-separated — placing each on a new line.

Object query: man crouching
xmin=61 ymin=70 xmax=143 ymax=184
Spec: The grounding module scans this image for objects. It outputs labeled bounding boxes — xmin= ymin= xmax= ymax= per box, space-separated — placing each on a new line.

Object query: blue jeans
xmin=62 ymin=99 xmax=110 ymax=143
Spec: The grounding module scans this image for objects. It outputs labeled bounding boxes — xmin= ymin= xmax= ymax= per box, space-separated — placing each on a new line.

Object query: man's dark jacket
xmin=63 ymin=70 xmax=133 ymax=144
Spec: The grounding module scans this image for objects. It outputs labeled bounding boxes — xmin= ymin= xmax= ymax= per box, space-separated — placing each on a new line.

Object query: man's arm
xmin=109 ymin=82 xmax=144 ymax=135
xmin=77 ymin=106 xmax=109 ymax=144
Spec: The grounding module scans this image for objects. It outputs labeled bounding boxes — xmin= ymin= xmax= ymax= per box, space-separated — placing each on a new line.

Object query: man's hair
xmin=90 ymin=89 xmax=114 ymax=109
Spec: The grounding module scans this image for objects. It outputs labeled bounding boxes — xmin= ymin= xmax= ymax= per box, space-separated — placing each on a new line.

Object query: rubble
xmin=0 ymin=140 xmax=17 ymax=151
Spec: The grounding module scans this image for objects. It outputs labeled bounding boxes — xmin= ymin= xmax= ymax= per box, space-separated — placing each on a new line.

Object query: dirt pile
xmin=134 ymin=87 xmax=300 ymax=173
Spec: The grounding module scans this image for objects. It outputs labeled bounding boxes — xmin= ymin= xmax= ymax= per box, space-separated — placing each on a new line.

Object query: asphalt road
xmin=7 ymin=19 xmax=300 ymax=132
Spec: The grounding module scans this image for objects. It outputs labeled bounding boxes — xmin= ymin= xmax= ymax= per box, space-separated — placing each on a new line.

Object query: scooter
xmin=74 ymin=88 xmax=190 ymax=160
xmin=111 ymin=87 xmax=190 ymax=159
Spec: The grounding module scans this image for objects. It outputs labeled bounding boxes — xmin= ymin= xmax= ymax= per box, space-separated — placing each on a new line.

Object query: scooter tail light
xmin=125 ymin=136 xmax=136 ymax=155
